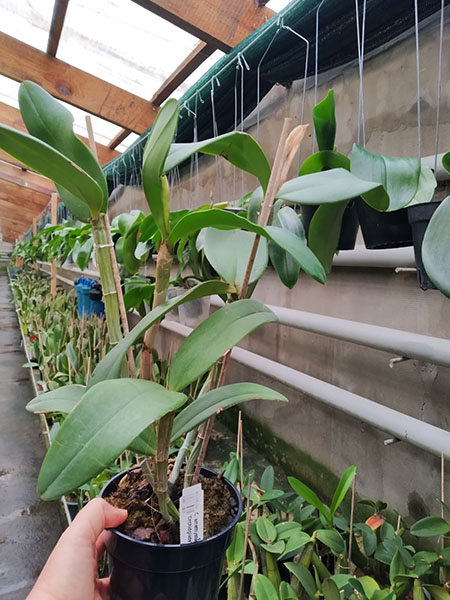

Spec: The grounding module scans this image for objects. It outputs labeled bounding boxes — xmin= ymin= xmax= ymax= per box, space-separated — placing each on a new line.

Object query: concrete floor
xmin=0 ymin=272 xmax=63 ymax=600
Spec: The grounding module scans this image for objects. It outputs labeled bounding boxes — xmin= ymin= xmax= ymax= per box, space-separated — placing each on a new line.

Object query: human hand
xmin=27 ymin=497 xmax=127 ymax=600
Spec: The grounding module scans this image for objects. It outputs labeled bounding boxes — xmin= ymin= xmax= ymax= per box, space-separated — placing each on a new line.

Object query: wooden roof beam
xmin=0 ymin=33 xmax=158 ymax=133
xmin=0 ymin=100 xmax=120 ymax=165
xmin=108 ymin=40 xmax=215 ymax=149
xmin=0 ymin=161 xmax=55 ymax=196
xmin=131 ymin=0 xmax=275 ymax=52
xmin=47 ymin=0 xmax=70 ymax=57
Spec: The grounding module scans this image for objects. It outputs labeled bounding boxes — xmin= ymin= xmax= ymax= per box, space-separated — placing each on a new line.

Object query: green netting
xmin=102 ymin=0 xmax=447 ymax=189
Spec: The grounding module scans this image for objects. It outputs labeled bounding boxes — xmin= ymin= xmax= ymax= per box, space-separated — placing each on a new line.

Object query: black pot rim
xmin=100 ymin=465 xmax=243 ymax=550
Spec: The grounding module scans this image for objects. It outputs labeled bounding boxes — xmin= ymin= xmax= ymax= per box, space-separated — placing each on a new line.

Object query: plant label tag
xmin=180 ymin=483 xmax=204 ymax=544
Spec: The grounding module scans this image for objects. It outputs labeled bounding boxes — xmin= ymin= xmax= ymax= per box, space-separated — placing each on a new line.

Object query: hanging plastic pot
xmin=356 ymin=200 xmax=413 ymax=249
xmin=301 ymin=200 xmax=359 ymax=250
xmin=407 ymin=202 xmax=441 ymax=290
xmin=101 ymin=466 xmax=243 ymax=600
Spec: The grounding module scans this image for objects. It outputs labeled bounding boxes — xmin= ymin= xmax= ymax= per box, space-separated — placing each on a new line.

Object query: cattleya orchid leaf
xmin=37 ymin=379 xmax=187 ymax=500
xmin=164 ymin=131 xmax=271 ymax=193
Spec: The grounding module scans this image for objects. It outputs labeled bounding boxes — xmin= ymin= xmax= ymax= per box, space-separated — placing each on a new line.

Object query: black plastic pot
xmin=357 ymin=200 xmax=413 ymax=249
xmin=301 ymin=200 xmax=359 ymax=250
xmin=101 ymin=467 xmax=243 ymax=600
xmin=66 ymin=500 xmax=87 ymax=521
xmin=407 ymin=202 xmax=440 ymax=290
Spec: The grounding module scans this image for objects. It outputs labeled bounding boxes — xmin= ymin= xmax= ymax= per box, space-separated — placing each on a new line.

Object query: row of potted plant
xmin=2 ymin=80 xmax=449 ymax=600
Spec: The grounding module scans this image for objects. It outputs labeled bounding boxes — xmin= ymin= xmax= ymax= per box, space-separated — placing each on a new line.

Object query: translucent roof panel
xmin=0 ymin=0 xmax=54 ymax=52
xmin=57 ymin=0 xmax=205 ymax=100
xmin=267 ymin=0 xmax=293 ymax=11
xmin=170 ymin=50 xmax=225 ymax=100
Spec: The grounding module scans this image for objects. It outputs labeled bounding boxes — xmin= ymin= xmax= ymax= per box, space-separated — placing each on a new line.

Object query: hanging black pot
xmin=407 ymin=202 xmax=441 ymax=290
xmin=101 ymin=466 xmax=243 ymax=600
xmin=301 ymin=200 xmax=359 ymax=250
xmin=356 ymin=199 xmax=413 ymax=249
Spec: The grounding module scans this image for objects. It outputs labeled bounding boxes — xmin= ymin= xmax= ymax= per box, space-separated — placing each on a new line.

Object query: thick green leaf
xmin=354 ymin=523 xmax=377 ymax=557
xmin=171 ymin=383 xmax=287 ymax=441
xmin=308 ymin=201 xmax=348 ymax=274
xmin=261 ymin=541 xmax=285 ymax=554
xmin=261 ymin=466 xmax=275 ymax=491
xmin=227 ymin=523 xmax=245 ymax=564
xmin=322 ymin=578 xmax=341 ymax=600
xmin=289 ymin=476 xmax=331 ymax=523
xmin=279 ymin=530 xmax=311 ymax=558
xmin=142 ymin=99 xmax=179 ymax=238
xmin=56 ymin=185 xmax=91 ymax=222
xmin=37 ymin=379 xmax=187 ymax=499
xmin=164 ymin=132 xmax=271 ymax=192
xmin=26 ymin=385 xmax=85 ymax=414
xmin=330 ymin=465 xmax=357 ymax=516
xmin=422 ymin=196 xmax=450 ymax=298
xmin=351 ymin=144 xmax=420 ymax=211
xmin=316 ymin=529 xmax=346 ymax=555
xmin=257 ymin=517 xmax=277 ymax=543
xmin=0 ymin=124 xmax=103 ymax=216
xmin=168 ymin=299 xmax=277 ymax=391
xmin=127 ymin=427 xmax=157 ymax=456
xmin=123 ymin=220 xmax=142 ymax=275
xmin=285 ymin=563 xmax=317 ymax=598
xmin=76 ymin=237 xmax=93 ymax=270
xmin=408 ymin=166 xmax=437 ymax=206
xmin=254 ymin=574 xmax=279 ymax=600
xmin=265 ymin=225 xmax=326 ymax=284
xmin=410 ymin=516 xmax=450 ymax=537
xmin=358 ymin=576 xmax=380 ymax=598
xmin=443 ymin=151 xmax=450 ymax=174
xmin=299 ymin=150 xmax=350 ymax=175
xmin=424 ymin=585 xmax=450 ymax=600
xmin=277 ymin=169 xmax=386 ymax=209
xmin=269 ymin=207 xmax=302 ymax=289
xmin=123 ymin=284 xmax=154 ymax=311
xmin=169 ymin=208 xmax=326 ymax=284
xmin=89 ymin=280 xmax=231 ymax=387
xmin=19 ymin=81 xmax=108 ymax=210
xmin=279 ymin=581 xmax=298 ymax=600
xmin=312 ymin=90 xmax=336 ymax=152
xmin=390 ymin=550 xmax=406 ymax=585
xmin=203 ymin=228 xmax=268 ymax=291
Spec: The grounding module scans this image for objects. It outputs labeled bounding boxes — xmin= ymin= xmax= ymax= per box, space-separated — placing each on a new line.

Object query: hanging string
xmin=434 ymin=0 xmax=445 ymax=174
xmin=279 ymin=20 xmax=310 ymax=167
xmin=414 ymin=0 xmax=422 ymax=158
xmin=237 ymin=52 xmax=250 ymax=199
xmin=313 ymin=0 xmax=328 ymax=152
xmin=256 ymin=25 xmax=281 ymax=142
xmin=355 ymin=0 xmax=367 ymax=147
xmin=210 ymin=77 xmax=222 ymax=203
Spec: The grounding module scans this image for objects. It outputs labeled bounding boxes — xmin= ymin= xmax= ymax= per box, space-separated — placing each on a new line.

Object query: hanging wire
xmin=434 ymin=0 xmax=445 ymax=173
xmin=279 ymin=19 xmax=310 ymax=167
xmin=414 ymin=0 xmax=422 ymax=158
xmin=355 ymin=0 xmax=367 ymax=147
xmin=210 ymin=77 xmax=223 ymax=202
xmin=256 ymin=24 xmax=282 ymax=142
xmin=236 ymin=52 xmax=250 ymax=199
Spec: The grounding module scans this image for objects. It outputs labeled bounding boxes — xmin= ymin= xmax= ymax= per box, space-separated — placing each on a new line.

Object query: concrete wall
xmin=114 ymin=12 xmax=450 ymax=519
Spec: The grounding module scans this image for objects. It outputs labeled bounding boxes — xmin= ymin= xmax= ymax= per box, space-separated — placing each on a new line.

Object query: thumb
xmin=69 ymin=498 xmax=127 ymax=544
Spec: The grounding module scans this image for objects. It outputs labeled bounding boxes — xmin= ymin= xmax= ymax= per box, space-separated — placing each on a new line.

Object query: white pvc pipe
xmin=332 ymin=245 xmax=416 ymax=268
xmin=161 ymin=319 xmax=450 ymax=460
xmin=210 ymin=297 xmax=450 ymax=370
